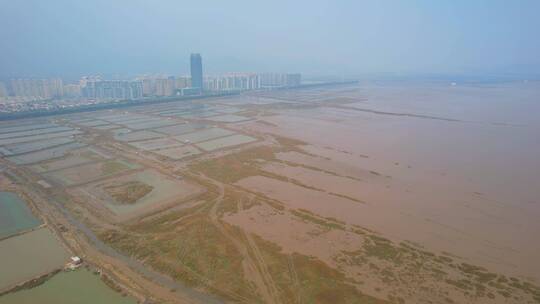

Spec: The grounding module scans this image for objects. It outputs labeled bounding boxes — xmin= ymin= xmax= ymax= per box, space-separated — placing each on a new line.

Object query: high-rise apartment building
xmin=204 ymin=73 xmax=261 ymax=91
xmin=203 ymin=73 xmax=300 ymax=92
xmin=8 ymin=78 xmax=64 ymax=99
xmin=63 ymin=84 xmax=81 ymax=97
xmin=81 ymin=80 xmax=143 ymax=100
xmin=176 ymin=76 xmax=191 ymax=90
xmin=259 ymin=73 xmax=301 ymax=88
xmin=141 ymin=78 xmax=154 ymax=96
xmin=190 ymin=53 xmax=203 ymax=89
xmin=137 ymin=75 xmax=190 ymax=97
xmin=0 ymin=81 xmax=8 ymax=98
xmin=154 ymin=77 xmax=175 ymax=96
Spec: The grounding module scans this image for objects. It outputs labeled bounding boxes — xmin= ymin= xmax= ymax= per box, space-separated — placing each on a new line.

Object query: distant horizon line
xmin=1 ymin=71 xmax=539 ymax=84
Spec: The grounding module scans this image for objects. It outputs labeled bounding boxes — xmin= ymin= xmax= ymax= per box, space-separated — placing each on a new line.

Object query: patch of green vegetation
xmin=217 ymin=188 xmax=257 ymax=216
xmin=388 ymin=295 xmax=406 ymax=304
xmin=497 ymin=289 xmax=512 ymax=298
xmin=288 ymin=178 xmax=325 ymax=192
xmin=290 ymin=209 xmax=345 ymax=231
xmin=363 ymin=235 xmax=402 ymax=263
xmin=272 ymin=135 xmax=307 ymax=148
xmin=497 ymin=276 xmax=508 ymax=284
xmin=435 ymin=255 xmax=453 ymax=265
xmin=189 ymin=146 xmax=273 ymax=183
xmin=430 ymin=266 xmax=448 ymax=279
xmin=322 ymin=215 xmax=346 ymax=226
xmin=101 ymin=160 xmax=130 ymax=175
xmin=279 ymin=160 xmax=362 ymax=181
xmin=0 ymin=270 xmax=61 ymax=297
xmin=458 ymin=263 xmax=497 ymax=283
xmin=328 ymin=192 xmax=365 ymax=203
xmin=445 ymin=278 xmax=473 ymax=291
xmin=129 ymin=199 xmax=214 ymax=234
xmin=264 ymin=198 xmax=285 ymax=211
xmin=380 ymin=268 xmax=397 ymax=284
xmin=251 ymin=235 xmax=388 ymax=304
xmin=189 ymin=134 xmax=313 ymax=184
xmin=99 ymin=214 xmax=259 ymax=302
xmin=104 ymin=181 xmax=153 ymax=204
xmin=242 ymin=197 xmax=262 ymax=211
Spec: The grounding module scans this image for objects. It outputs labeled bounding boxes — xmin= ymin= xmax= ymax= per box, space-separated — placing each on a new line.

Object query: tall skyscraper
xmin=190 ymin=53 xmax=203 ymax=89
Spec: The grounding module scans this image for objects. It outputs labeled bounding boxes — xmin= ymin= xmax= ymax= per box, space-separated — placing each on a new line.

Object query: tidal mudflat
xmin=237 ymin=82 xmax=540 ymax=283
xmin=2 ymin=82 xmax=539 ymax=304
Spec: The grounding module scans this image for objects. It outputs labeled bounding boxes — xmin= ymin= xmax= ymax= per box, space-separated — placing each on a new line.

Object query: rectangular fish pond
xmin=0 ymin=192 xmax=41 ymax=240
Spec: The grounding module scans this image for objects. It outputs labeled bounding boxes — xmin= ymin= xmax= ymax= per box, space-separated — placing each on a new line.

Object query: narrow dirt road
xmin=4 ymin=161 xmax=223 ymax=304
xmin=203 ymin=173 xmax=282 ymax=304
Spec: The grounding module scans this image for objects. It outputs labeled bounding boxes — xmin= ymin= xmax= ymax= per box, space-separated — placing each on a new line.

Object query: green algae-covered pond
xmin=0 ymin=269 xmax=137 ymax=304
xmin=0 ymin=192 xmax=41 ymax=239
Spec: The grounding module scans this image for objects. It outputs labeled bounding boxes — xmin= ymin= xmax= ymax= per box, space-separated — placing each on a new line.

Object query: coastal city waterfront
xmin=0 ymin=54 xmax=303 ymax=117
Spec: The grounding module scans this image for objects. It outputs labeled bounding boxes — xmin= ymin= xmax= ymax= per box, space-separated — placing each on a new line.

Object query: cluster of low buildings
xmin=66 ymin=256 xmax=83 ymax=271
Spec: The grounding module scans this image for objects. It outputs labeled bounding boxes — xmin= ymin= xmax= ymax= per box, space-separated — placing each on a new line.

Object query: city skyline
xmin=0 ymin=52 xmax=304 ymax=103
xmin=0 ymin=53 xmax=305 ymax=114
xmin=0 ymin=72 xmax=304 ymax=101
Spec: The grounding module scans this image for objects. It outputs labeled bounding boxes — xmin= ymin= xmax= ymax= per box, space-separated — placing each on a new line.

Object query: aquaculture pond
xmin=0 ymin=192 xmax=41 ymax=239
xmin=0 ymin=228 xmax=69 ymax=291
xmin=0 ymin=269 xmax=136 ymax=304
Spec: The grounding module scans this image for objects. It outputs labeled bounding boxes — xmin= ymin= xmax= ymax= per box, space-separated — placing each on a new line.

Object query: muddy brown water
xmin=238 ymin=81 xmax=540 ymax=281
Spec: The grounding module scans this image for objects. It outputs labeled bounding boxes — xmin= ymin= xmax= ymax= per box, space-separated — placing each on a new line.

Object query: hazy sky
xmin=1 ymin=0 xmax=539 ymax=78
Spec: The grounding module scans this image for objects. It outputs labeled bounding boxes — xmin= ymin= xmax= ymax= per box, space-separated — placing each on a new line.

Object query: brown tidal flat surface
xmin=3 ymin=82 xmax=540 ymax=304
xmin=237 ymin=82 xmax=540 ymax=284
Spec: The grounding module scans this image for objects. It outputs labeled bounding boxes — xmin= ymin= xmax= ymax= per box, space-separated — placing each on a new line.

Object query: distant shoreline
xmin=0 ymin=93 xmax=236 ymax=121
xmin=0 ymin=81 xmax=358 ymax=121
